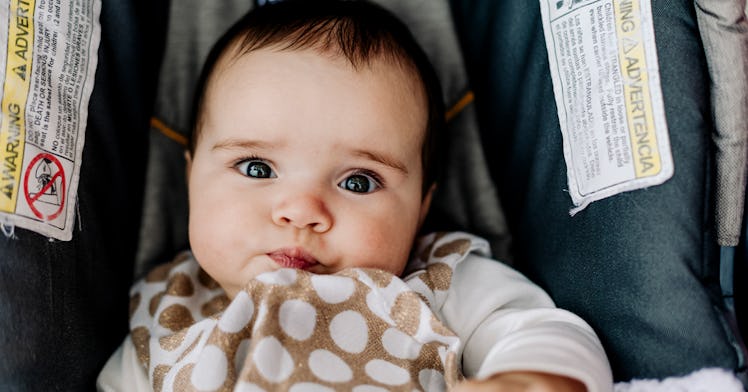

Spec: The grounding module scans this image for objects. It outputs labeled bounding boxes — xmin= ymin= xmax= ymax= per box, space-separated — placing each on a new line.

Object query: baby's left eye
xmin=236 ymin=159 xmax=276 ymax=179
xmin=338 ymin=173 xmax=380 ymax=194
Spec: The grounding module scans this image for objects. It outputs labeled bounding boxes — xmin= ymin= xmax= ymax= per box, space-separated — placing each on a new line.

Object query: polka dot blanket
xmin=128 ymin=232 xmax=490 ymax=391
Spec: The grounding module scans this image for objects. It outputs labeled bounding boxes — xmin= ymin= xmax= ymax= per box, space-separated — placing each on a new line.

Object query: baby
xmin=98 ymin=1 xmax=613 ymax=391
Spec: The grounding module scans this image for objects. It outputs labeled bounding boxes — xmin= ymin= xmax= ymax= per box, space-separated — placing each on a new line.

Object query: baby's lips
xmin=267 ymin=247 xmax=319 ymax=270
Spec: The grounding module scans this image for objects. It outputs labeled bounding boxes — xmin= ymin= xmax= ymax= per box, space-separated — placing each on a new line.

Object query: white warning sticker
xmin=0 ymin=0 xmax=100 ymax=240
xmin=540 ymin=0 xmax=673 ymax=214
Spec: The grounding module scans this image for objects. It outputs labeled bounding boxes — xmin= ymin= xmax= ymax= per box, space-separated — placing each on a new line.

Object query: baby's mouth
xmin=267 ymin=248 xmax=319 ymax=270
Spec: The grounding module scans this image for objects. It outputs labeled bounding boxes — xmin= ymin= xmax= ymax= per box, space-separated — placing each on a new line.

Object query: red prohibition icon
xmin=23 ymin=152 xmax=66 ymax=221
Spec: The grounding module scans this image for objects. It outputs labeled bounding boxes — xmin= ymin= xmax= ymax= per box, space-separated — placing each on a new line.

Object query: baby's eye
xmin=338 ymin=173 xmax=380 ymax=194
xmin=236 ymin=159 xmax=276 ymax=179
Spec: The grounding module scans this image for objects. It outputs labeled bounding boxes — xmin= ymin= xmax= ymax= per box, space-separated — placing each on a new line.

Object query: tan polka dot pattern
xmin=202 ymin=294 xmax=230 ymax=318
xmin=158 ymin=304 xmax=195 ymax=332
xmin=131 ymin=326 xmax=150 ymax=368
xmin=128 ymin=233 xmax=489 ymax=391
xmin=129 ymin=293 xmax=141 ymax=320
xmin=165 ymin=273 xmax=194 ymax=297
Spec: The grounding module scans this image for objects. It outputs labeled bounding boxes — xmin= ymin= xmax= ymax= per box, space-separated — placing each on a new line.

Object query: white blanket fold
xmin=614 ymin=367 xmax=743 ymax=392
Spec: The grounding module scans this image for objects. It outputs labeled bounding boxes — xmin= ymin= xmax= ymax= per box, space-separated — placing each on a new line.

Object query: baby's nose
xmin=271 ymin=192 xmax=332 ymax=233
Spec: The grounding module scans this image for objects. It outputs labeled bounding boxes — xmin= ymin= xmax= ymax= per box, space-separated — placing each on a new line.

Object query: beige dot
xmin=201 ymin=294 xmax=230 ymax=317
xmin=149 ymin=292 xmax=165 ymax=317
xmin=421 ymin=262 xmax=453 ymax=291
xmin=418 ymin=233 xmax=448 ymax=261
xmin=131 ymin=326 xmax=150 ymax=368
xmin=197 ymin=267 xmax=221 ymax=289
xmin=309 ymin=349 xmax=353 ymax=383
xmin=279 ymin=299 xmax=316 ymax=341
xmin=364 ymin=269 xmax=394 ymax=288
xmin=152 ymin=364 xmax=171 ymax=392
xmin=145 ymin=262 xmax=173 ymax=282
xmin=219 ymin=291 xmax=254 ymax=333
xmin=433 ymin=238 xmax=471 ymax=258
xmin=430 ymin=314 xmax=455 ymax=337
xmin=158 ymin=329 xmax=186 ymax=351
xmin=158 ymin=304 xmax=195 ymax=332
xmin=253 ymin=336 xmax=294 ymax=383
xmin=191 ymin=345 xmax=228 ymax=390
xmin=382 ymin=328 xmax=421 ymax=359
xmin=365 ymin=359 xmax=409 ymax=385
xmin=353 ymin=386 xmax=389 ymax=392
xmin=173 ymin=363 xmax=195 ymax=390
xmin=311 ymin=274 xmax=355 ymax=304
xmin=166 ymin=273 xmax=195 ymax=297
xmin=391 ymin=292 xmax=423 ymax=335
xmin=290 ymin=383 xmax=335 ymax=392
xmin=235 ymin=382 xmax=266 ymax=392
xmin=330 ymin=310 xmax=368 ymax=353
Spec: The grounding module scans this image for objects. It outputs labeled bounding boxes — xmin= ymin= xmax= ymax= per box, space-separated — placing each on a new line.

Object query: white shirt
xmin=98 ymin=234 xmax=613 ymax=391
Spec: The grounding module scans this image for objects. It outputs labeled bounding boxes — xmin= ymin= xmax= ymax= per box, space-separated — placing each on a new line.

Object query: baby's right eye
xmin=236 ymin=159 xmax=276 ymax=179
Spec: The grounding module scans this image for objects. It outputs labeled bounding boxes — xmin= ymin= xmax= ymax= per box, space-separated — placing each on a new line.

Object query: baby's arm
xmin=454 ymin=371 xmax=585 ymax=392
xmin=441 ymin=255 xmax=613 ymax=392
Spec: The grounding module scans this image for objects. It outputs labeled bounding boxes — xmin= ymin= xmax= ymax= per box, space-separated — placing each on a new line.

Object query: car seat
xmin=138 ymin=0 xmax=748 ymax=386
xmin=0 ymin=0 xmax=746 ymax=389
xmin=449 ymin=0 xmax=748 ymax=384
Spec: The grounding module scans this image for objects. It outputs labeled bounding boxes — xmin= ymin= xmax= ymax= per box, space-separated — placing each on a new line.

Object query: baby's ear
xmin=418 ymin=183 xmax=436 ymax=228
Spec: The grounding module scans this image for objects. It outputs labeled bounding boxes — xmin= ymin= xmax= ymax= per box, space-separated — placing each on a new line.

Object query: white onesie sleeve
xmin=96 ymin=336 xmax=150 ymax=392
xmin=441 ymin=254 xmax=613 ymax=392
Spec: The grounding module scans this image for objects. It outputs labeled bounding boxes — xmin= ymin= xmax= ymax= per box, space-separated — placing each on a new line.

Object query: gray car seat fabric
xmin=450 ymin=0 xmax=747 ymax=383
xmin=0 ymin=1 xmax=169 ymax=390
xmin=740 ymin=204 xmax=748 ymax=345
xmin=135 ymin=1 xmax=250 ymax=277
xmin=136 ymin=0 xmax=512 ymax=277
xmin=694 ymin=0 xmax=748 ymax=247
xmin=378 ymin=0 xmax=512 ymax=264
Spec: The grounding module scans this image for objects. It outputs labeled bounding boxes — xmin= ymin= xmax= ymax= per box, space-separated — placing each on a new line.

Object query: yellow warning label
xmin=0 ymin=0 xmax=35 ymax=212
xmin=615 ymin=0 xmax=660 ymax=178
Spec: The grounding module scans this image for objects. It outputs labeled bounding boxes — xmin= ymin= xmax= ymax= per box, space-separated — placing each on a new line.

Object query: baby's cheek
xmin=188 ymin=220 xmax=230 ymax=273
xmin=189 ymin=203 xmax=236 ymax=245
xmin=354 ymin=223 xmax=412 ymax=274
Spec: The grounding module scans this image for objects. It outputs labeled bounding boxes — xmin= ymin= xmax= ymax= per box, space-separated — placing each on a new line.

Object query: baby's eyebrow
xmin=211 ymin=138 xmax=280 ymax=151
xmin=353 ymin=149 xmax=408 ymax=174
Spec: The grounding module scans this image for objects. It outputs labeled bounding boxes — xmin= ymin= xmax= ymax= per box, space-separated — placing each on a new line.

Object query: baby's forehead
xmin=219 ymin=35 xmax=422 ymax=79
xmin=201 ymin=44 xmax=429 ymax=129
xmin=193 ymin=35 xmax=432 ymax=159
xmin=205 ymin=42 xmax=428 ymax=113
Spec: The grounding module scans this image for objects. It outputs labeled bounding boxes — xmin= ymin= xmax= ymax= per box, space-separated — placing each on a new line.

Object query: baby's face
xmin=186 ymin=47 xmax=431 ymax=298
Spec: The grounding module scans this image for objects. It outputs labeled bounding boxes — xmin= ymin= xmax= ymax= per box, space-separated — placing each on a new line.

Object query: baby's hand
xmin=453 ymin=371 xmax=586 ymax=392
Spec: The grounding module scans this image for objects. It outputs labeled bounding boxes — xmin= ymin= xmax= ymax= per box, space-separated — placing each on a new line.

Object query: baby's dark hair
xmin=189 ymin=0 xmax=446 ymax=194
